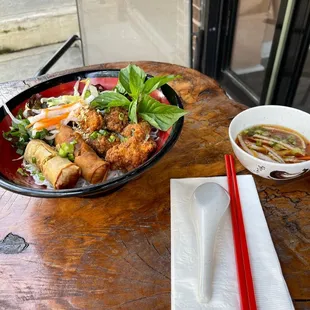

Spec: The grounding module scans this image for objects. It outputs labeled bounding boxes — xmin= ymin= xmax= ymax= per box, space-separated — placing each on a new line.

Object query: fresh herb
xmin=68 ymin=153 xmax=75 ymax=162
xmin=37 ymin=172 xmax=45 ymax=181
xmin=120 ymin=135 xmax=128 ymax=142
xmin=128 ymin=99 xmax=138 ymax=124
xmin=90 ymin=131 xmax=99 ymax=140
xmin=32 ymin=157 xmax=36 ymax=164
xmin=143 ymin=74 xmax=181 ymax=94
xmin=91 ymin=91 xmax=131 ymax=109
xmin=292 ymin=148 xmax=303 ymax=155
xmin=99 ymin=129 xmax=109 ymax=136
xmin=58 ymin=140 xmax=77 ymax=161
xmin=91 ymin=64 xmax=186 ymax=131
xmin=17 ymin=167 xmax=28 ymax=177
xmin=118 ymin=112 xmax=124 ymax=120
xmin=108 ymin=135 xmax=116 ymax=143
xmin=255 ymin=140 xmax=262 ymax=146
xmin=3 ymin=118 xmax=31 ymax=155
xmin=32 ymin=129 xmax=48 ymax=139
xmin=138 ymin=95 xmax=187 ymax=131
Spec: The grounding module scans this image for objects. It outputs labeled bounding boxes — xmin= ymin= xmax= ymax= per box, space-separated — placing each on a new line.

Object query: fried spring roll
xmin=24 ymin=140 xmax=80 ymax=189
xmin=55 ymin=125 xmax=109 ymax=184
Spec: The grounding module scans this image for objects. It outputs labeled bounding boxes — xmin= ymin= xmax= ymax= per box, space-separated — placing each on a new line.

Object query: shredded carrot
xmin=45 ymin=101 xmax=77 ymax=111
xmin=33 ymin=113 xmax=69 ymax=130
xmin=297 ymin=156 xmax=310 ymax=160
xmin=26 ymin=101 xmax=81 ymax=129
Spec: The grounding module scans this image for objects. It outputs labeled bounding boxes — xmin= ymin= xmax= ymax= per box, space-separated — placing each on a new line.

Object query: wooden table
xmin=0 ymin=62 xmax=309 ymax=310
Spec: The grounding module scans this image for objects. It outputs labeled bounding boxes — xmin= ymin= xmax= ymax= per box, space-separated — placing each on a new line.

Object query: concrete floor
xmin=0 ymin=43 xmax=83 ymax=83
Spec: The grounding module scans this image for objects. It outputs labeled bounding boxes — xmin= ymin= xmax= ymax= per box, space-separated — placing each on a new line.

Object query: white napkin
xmin=171 ymin=175 xmax=294 ymax=310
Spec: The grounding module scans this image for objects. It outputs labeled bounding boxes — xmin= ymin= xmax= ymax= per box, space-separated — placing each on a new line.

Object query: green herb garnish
xmin=68 ymin=153 xmax=75 ymax=162
xmin=108 ymin=135 xmax=116 ymax=143
xmin=91 ymin=64 xmax=187 ymax=131
xmin=32 ymin=129 xmax=48 ymax=139
xmin=90 ymin=131 xmax=99 ymax=140
xmin=99 ymin=129 xmax=109 ymax=136
xmin=17 ymin=167 xmax=28 ymax=177
xmin=3 ymin=118 xmax=31 ymax=155
xmin=118 ymin=112 xmax=124 ymax=120
xmin=32 ymin=157 xmax=37 ymax=164
xmin=37 ymin=172 xmax=45 ymax=181
xmin=58 ymin=140 xmax=77 ymax=160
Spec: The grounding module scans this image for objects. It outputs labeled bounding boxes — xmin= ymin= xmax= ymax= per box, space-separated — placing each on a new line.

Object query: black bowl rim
xmin=0 ymin=69 xmax=184 ymax=198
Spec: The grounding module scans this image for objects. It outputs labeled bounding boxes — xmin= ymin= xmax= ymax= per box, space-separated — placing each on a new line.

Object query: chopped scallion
xmin=68 ymin=153 xmax=75 ymax=162
xmin=90 ymin=131 xmax=99 ymax=140
xmin=17 ymin=168 xmax=27 ymax=177
xmin=108 ymin=135 xmax=116 ymax=143
xmin=119 ymin=112 xmax=124 ymax=120
xmin=99 ymin=129 xmax=109 ymax=136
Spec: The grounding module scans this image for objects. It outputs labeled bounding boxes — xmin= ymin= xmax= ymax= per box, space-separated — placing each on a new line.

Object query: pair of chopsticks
xmin=225 ymin=154 xmax=257 ymax=310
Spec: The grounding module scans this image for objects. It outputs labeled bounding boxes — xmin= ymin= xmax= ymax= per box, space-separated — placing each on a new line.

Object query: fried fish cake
xmin=121 ymin=121 xmax=152 ymax=141
xmin=105 ymin=136 xmax=156 ymax=172
xmin=76 ymin=107 xmax=104 ymax=133
xmin=103 ymin=107 xmax=129 ymax=133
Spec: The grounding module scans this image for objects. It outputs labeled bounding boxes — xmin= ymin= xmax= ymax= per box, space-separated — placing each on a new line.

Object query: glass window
xmin=230 ymin=0 xmax=281 ymax=97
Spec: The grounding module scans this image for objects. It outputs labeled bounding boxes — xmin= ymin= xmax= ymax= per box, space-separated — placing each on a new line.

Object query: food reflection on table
xmin=3 ymin=64 xmax=187 ymax=189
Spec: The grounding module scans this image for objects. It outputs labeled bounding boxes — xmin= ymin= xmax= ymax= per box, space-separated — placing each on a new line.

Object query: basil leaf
xmin=107 ymin=100 xmax=130 ymax=108
xmin=119 ymin=65 xmax=132 ymax=94
xmin=143 ymin=75 xmax=180 ymax=94
xmin=115 ymin=82 xmax=126 ymax=94
xmin=138 ymin=95 xmax=187 ymax=131
xmin=128 ymin=99 xmax=138 ymax=124
xmin=91 ymin=91 xmax=130 ymax=109
xmin=129 ymin=65 xmax=146 ymax=99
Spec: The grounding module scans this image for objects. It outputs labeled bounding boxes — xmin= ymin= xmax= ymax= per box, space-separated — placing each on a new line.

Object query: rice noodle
xmin=263 ymin=145 xmax=285 ymax=163
xmin=107 ymin=170 xmax=124 ymax=180
xmin=81 ymin=79 xmax=91 ymax=99
xmin=253 ymin=134 xmax=305 ymax=155
xmin=244 ymin=141 xmax=266 ymax=152
xmin=261 ymin=126 xmax=306 ymax=149
xmin=3 ymin=103 xmax=22 ymax=124
xmin=73 ymin=79 xmax=80 ymax=96
xmin=45 ymin=134 xmax=57 ymax=140
xmin=23 ymin=160 xmax=53 ymax=188
xmin=238 ymin=135 xmax=255 ymax=156
xmin=255 ymin=151 xmax=276 ymax=162
xmin=12 ymin=155 xmax=24 ymax=161
xmin=85 ymin=94 xmax=95 ymax=104
xmin=27 ymin=102 xmax=82 ymax=129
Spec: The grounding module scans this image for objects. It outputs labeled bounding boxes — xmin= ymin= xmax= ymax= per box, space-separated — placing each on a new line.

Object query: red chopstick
xmin=225 ymin=155 xmax=257 ymax=310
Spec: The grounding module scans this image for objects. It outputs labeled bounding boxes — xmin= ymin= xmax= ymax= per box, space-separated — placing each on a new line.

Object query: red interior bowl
xmin=0 ymin=70 xmax=183 ymax=197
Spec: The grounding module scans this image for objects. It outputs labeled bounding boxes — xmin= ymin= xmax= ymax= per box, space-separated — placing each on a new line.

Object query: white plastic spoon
xmin=190 ymin=182 xmax=230 ymax=303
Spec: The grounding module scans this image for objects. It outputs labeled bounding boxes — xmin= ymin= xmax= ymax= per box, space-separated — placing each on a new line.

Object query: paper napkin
xmin=171 ymin=175 xmax=294 ymax=310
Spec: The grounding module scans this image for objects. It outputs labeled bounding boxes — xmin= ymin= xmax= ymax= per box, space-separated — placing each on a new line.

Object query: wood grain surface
xmin=0 ymin=61 xmax=309 ymax=309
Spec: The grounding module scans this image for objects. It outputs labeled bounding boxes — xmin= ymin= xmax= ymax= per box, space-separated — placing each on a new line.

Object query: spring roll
xmin=24 ymin=140 xmax=81 ymax=189
xmin=55 ymin=125 xmax=110 ymax=184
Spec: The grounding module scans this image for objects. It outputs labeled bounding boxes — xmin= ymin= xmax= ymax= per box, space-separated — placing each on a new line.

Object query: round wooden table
xmin=0 ymin=62 xmax=309 ymax=309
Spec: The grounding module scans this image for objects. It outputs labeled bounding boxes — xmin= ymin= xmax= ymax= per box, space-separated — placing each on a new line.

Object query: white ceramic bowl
xmin=229 ymin=105 xmax=310 ymax=180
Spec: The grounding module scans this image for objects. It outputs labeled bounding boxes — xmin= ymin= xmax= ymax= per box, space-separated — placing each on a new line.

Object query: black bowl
xmin=0 ymin=70 xmax=184 ymax=197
